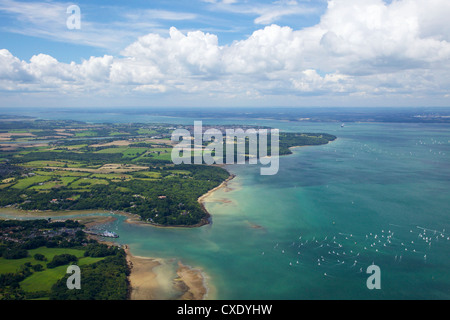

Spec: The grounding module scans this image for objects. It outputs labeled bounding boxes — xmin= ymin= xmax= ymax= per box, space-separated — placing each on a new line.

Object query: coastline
xmin=123 ymin=171 xmax=234 ymax=300
xmin=198 ymin=173 xmax=236 ymax=215
xmin=0 ymin=209 xmax=211 ymax=300
xmin=124 ymin=171 xmax=236 ymax=229
xmin=0 ymin=171 xmax=236 ymax=230
xmin=0 ymin=174 xmax=232 ymax=301
xmin=122 ymin=171 xmax=234 ymax=300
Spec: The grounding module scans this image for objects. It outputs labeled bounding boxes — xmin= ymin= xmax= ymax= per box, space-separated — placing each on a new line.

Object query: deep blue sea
xmin=2 ymin=109 xmax=449 ymax=299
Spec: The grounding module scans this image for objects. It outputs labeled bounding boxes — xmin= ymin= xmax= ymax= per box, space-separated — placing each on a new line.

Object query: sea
xmin=1 ymin=108 xmax=449 ymax=300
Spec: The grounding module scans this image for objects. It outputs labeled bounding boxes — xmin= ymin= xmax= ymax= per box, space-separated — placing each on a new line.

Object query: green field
xmin=168 ymin=170 xmax=192 ymax=176
xmin=62 ymin=144 xmax=88 ymax=150
xmin=95 ymin=147 xmax=148 ymax=159
xmin=22 ymin=161 xmax=67 ymax=168
xmin=20 ymin=257 xmax=104 ymax=292
xmin=75 ymin=130 xmax=98 ymax=137
xmin=0 ymin=247 xmax=85 ymax=275
xmin=69 ymin=178 xmax=109 ymax=188
xmin=90 ymin=173 xmax=132 ymax=180
xmin=12 ymin=175 xmax=52 ymax=189
xmin=0 ymin=247 xmax=104 ymax=294
xmin=121 ymin=147 xmax=147 ymax=158
xmin=132 ymin=148 xmax=172 ymax=162
xmin=22 ymin=160 xmax=85 ymax=169
xmin=132 ymin=171 xmax=162 ymax=179
xmin=151 ymin=152 xmax=173 ymax=161
xmin=137 ymin=128 xmax=158 ymax=135
xmin=109 ymin=131 xmax=131 ymax=136
xmin=95 ymin=147 xmax=129 ymax=154
xmin=29 ymin=177 xmax=79 ymax=190
xmin=34 ymin=170 xmax=90 ymax=177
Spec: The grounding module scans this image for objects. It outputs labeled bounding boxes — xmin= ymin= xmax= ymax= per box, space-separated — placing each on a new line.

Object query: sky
xmin=0 ymin=0 xmax=449 ymax=108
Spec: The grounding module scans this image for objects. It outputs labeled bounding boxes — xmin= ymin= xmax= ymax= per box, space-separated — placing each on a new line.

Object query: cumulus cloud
xmin=316 ymin=0 xmax=450 ymax=73
xmin=121 ymin=27 xmax=221 ymax=77
xmin=1 ymin=0 xmax=450 ymax=105
xmin=0 ymin=49 xmax=33 ymax=82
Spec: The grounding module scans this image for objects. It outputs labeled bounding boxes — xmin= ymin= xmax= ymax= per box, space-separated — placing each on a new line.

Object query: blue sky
xmin=0 ymin=0 xmax=327 ymax=62
xmin=0 ymin=0 xmax=449 ymax=108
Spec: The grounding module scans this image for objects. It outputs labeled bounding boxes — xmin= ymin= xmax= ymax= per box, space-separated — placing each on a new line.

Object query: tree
xmin=34 ymin=253 xmax=47 ymax=261
xmin=47 ymin=254 xmax=78 ymax=269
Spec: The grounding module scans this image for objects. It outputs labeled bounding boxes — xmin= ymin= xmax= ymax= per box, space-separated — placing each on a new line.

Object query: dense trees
xmin=49 ymin=250 xmax=129 ymax=300
xmin=46 ymin=254 xmax=78 ymax=268
xmin=84 ymin=243 xmax=120 ymax=257
xmin=0 ymin=219 xmax=85 ymax=259
xmin=0 ymin=220 xmax=130 ymax=300
xmin=33 ymin=253 xmax=46 ymax=261
xmin=1 ymin=164 xmax=230 ymax=226
xmin=2 ymin=248 xmax=28 ymax=259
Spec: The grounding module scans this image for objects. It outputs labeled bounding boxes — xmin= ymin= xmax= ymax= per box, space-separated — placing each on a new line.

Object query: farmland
xmin=0 ymin=118 xmax=335 ymax=227
xmin=0 ymin=119 xmax=231 ymax=226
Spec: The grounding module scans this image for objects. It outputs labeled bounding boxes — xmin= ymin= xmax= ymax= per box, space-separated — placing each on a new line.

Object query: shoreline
xmin=0 ymin=208 xmax=213 ymax=300
xmin=124 ymin=171 xmax=236 ymax=229
xmin=0 ymin=171 xmax=236 ymax=230
xmin=0 ymin=165 xmax=264 ymax=302
xmin=0 ymin=176 xmax=233 ymax=300
xmin=198 ymin=173 xmax=236 ymax=215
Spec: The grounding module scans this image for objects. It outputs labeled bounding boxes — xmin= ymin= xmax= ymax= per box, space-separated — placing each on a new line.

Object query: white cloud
xmin=1 ymin=0 xmax=450 ymax=106
xmin=121 ymin=27 xmax=222 ymax=77
xmin=0 ymin=49 xmax=33 ymax=81
xmin=316 ymin=0 xmax=450 ymax=72
xmin=203 ymin=0 xmax=318 ymax=25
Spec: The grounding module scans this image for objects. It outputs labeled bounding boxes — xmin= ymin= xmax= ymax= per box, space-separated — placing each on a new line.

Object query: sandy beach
xmin=125 ymin=246 xmax=209 ymax=300
xmin=175 ymin=261 xmax=209 ymax=300
xmin=198 ymin=173 xmax=236 ymax=208
xmin=123 ymin=174 xmax=233 ymax=300
xmin=125 ymin=247 xmax=163 ymax=300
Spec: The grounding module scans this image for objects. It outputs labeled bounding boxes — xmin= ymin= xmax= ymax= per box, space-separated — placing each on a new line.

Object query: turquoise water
xmin=112 ymin=121 xmax=450 ymax=299
xmin=2 ymin=112 xmax=449 ymax=299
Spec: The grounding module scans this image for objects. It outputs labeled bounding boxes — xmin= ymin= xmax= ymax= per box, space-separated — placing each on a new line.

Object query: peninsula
xmin=0 ymin=117 xmax=336 ymax=227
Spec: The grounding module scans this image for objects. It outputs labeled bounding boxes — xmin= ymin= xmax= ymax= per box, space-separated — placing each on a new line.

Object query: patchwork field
xmin=12 ymin=175 xmax=52 ymax=189
xmin=0 ymin=120 xmax=329 ymax=227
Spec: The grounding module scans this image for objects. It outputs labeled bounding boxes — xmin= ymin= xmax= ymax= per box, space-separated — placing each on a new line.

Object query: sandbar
xmin=125 ymin=246 xmax=209 ymax=300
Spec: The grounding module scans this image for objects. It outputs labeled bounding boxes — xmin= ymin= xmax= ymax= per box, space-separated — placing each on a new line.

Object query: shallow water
xmin=2 ymin=112 xmax=449 ymax=299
